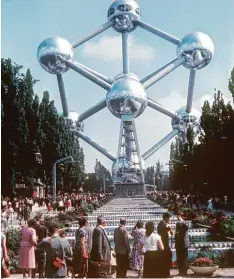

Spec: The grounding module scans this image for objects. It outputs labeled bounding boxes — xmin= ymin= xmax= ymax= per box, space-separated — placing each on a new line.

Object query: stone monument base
xmin=115 ymin=183 xmax=146 ymax=197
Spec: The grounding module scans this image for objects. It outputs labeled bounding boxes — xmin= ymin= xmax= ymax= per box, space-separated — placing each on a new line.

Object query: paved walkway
xmin=10 ymin=268 xmax=234 ymax=278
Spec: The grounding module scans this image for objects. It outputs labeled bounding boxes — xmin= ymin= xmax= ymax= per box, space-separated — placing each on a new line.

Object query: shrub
xmin=219 ymin=217 xmax=234 ymax=237
xmin=6 ymin=227 xmax=21 ymax=252
xmin=44 ymin=216 xmax=65 ymax=229
xmin=6 ymin=228 xmax=21 ymax=273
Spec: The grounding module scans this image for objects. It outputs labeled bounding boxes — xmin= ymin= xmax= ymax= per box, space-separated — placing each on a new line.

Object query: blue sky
xmin=2 ymin=0 xmax=234 ymax=173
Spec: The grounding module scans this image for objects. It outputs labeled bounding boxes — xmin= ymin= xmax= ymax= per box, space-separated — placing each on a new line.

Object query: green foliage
xmin=6 ymin=228 xmax=21 ymax=273
xmin=6 ymin=227 xmax=21 ymax=253
xmin=83 ymin=159 xmax=112 ymax=192
xmin=81 ymin=203 xmax=94 ymax=215
xmin=228 ymin=67 xmax=234 ymax=101
xmin=144 ymin=160 xmax=164 ymax=188
xmin=44 ymin=216 xmax=66 ymax=229
xmin=170 ymin=84 xmax=234 ymax=196
xmin=1 ymin=58 xmax=85 ymax=195
xmin=219 ymin=217 xmax=234 ymax=237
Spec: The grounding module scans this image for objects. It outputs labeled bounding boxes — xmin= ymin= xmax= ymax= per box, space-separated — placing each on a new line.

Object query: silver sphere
xmin=106 ymin=73 xmax=148 ymax=118
xmin=112 ymin=157 xmax=145 ymax=182
xmin=37 ymin=37 xmax=74 ymax=74
xmin=171 ymin=107 xmax=201 ymax=134
xmin=107 ymin=0 xmax=141 ymax=33
xmin=66 ymin=110 xmax=84 ymax=132
xmin=177 ymin=32 xmax=214 ymax=70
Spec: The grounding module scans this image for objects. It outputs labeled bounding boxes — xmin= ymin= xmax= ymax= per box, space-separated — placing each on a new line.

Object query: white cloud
xmin=81 ymin=35 xmax=156 ymax=61
xmin=198 ymin=93 xmax=233 ymax=108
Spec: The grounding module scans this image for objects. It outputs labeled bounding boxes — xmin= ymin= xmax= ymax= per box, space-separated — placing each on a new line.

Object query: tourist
xmin=207 ymin=198 xmax=213 ymax=211
xmin=47 ymin=202 xmax=52 ymax=213
xmin=175 ymin=214 xmax=189 ymax=276
xmin=157 ymin=213 xmax=173 ymax=278
xmin=84 ymin=220 xmax=93 ymax=258
xmin=19 ymin=219 xmax=37 ymax=279
xmin=1 ymin=231 xmax=9 ymax=276
xmin=138 ymin=221 xmax=164 ymax=278
xmin=1 ymin=208 xmax=8 ymax=230
xmin=23 ymin=204 xmax=31 ymax=225
xmin=130 ymin=220 xmax=145 ymax=278
xmin=114 ymin=218 xmax=131 ymax=278
xmin=38 ymin=224 xmax=72 ymax=278
xmin=214 ymin=196 xmax=220 ymax=212
xmin=7 ymin=205 xmax=14 ymax=224
xmin=88 ymin=216 xmax=111 ymax=278
xmin=32 ymin=216 xmax=47 ymax=278
xmin=73 ymin=217 xmax=89 ymax=278
xmin=59 ymin=230 xmax=67 ymax=238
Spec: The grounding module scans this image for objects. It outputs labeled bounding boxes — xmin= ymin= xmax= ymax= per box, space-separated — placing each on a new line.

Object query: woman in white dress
xmin=138 ymin=221 xmax=164 ymax=278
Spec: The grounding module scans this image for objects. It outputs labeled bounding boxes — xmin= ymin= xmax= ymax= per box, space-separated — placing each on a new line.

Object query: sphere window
xmin=117 ymin=5 xmax=125 ymax=12
xmin=108 ymin=8 xmax=115 ymax=17
xmin=135 ymin=8 xmax=140 ymax=15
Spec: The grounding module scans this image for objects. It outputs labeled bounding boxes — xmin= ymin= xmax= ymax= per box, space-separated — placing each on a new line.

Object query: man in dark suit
xmin=114 ymin=218 xmax=130 ymax=278
xmin=89 ymin=216 xmax=111 ymax=278
xmin=84 ymin=221 xmax=93 ymax=257
xmin=32 ymin=216 xmax=47 ymax=278
xmin=157 ymin=213 xmax=172 ymax=278
xmin=175 ymin=214 xmax=189 ymax=276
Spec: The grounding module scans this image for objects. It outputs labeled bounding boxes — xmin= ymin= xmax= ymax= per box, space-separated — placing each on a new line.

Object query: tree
xmin=94 ymin=159 xmax=112 ymax=191
xmin=1 ymin=58 xmax=85 ymax=196
xmin=170 ymin=81 xmax=234 ymax=197
xmin=228 ymin=67 xmax=234 ymax=102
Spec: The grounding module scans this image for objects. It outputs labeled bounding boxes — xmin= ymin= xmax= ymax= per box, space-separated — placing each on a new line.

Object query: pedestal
xmin=115 ymin=183 xmax=146 ymax=197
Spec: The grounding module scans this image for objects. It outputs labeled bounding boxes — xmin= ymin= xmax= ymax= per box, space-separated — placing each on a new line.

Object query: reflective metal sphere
xmin=112 ymin=157 xmax=145 ymax=179
xmin=177 ymin=32 xmax=214 ymax=70
xmin=106 ymin=73 xmax=148 ymax=118
xmin=37 ymin=37 xmax=74 ymax=74
xmin=107 ymin=0 xmax=141 ymax=32
xmin=66 ymin=110 xmax=84 ymax=132
xmin=171 ymin=107 xmax=201 ymax=134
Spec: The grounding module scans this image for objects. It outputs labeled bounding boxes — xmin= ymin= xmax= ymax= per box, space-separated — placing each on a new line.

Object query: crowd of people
xmin=1 ymin=192 xmax=112 ymax=227
xmin=149 ymin=191 xmax=227 ymax=212
xmin=1 ymin=212 xmax=189 ymax=279
xmin=112 ymin=213 xmax=189 ymax=278
xmin=1 ymin=190 xmax=231 ymax=278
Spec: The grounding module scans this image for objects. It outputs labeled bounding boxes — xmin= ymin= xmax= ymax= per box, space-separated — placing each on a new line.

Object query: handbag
xmin=2 ymin=260 xmax=10 ymax=278
xmin=49 ymin=237 xmax=65 ymax=269
xmin=89 ymin=260 xmax=111 ymax=271
xmin=52 ymin=257 xmax=65 ymax=269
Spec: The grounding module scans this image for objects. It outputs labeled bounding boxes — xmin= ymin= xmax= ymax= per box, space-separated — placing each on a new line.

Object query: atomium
xmin=107 ymin=0 xmax=141 ymax=33
xmin=171 ymin=107 xmax=201 ymax=135
xmin=106 ymin=73 xmax=148 ymax=118
xmin=177 ymin=32 xmax=215 ymax=70
xmin=37 ymin=37 xmax=74 ymax=74
xmin=66 ymin=110 xmax=84 ymax=132
xmin=38 ymin=0 xmax=214 ymax=197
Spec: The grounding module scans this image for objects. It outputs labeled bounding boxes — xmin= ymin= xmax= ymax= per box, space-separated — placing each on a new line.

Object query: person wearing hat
xmin=114 ymin=218 xmax=131 ymax=278
xmin=88 ymin=216 xmax=111 ymax=278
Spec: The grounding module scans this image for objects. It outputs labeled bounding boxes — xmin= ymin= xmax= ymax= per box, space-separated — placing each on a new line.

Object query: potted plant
xmin=189 ymin=257 xmax=219 ymax=275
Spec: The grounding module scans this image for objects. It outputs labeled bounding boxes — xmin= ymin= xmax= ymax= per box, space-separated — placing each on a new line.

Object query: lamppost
xmin=52 ymin=156 xmax=74 ymax=201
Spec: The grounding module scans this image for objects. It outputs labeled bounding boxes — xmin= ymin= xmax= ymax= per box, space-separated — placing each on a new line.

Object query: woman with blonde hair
xmin=138 ymin=221 xmax=164 ymax=278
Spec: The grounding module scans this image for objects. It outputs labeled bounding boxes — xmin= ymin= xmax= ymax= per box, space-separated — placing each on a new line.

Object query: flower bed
xmin=191 ymin=257 xmax=216 ymax=267
xmin=195 ymin=211 xmax=234 ymax=238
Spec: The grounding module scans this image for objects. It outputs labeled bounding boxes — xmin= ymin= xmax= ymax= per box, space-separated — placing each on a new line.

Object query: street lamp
xmin=35 ymin=152 xmax=42 ymax=164
xmin=52 ymin=156 xmax=74 ymax=201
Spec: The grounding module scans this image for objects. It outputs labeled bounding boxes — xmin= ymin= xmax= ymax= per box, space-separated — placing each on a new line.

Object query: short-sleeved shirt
xmin=75 ymin=227 xmax=86 ymax=248
xmin=140 ymin=233 xmax=161 ymax=251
